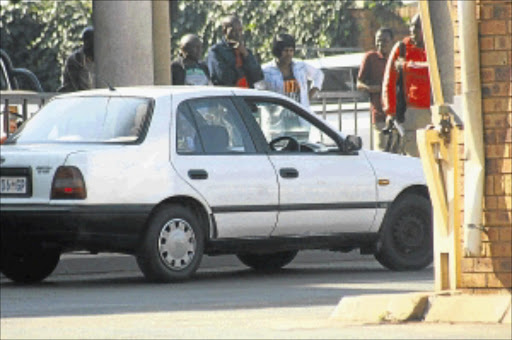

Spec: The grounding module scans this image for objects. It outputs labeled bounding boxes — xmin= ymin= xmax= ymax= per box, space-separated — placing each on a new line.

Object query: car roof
xmin=53 ymin=85 xmax=287 ymax=101
xmin=304 ymin=52 xmax=365 ymax=70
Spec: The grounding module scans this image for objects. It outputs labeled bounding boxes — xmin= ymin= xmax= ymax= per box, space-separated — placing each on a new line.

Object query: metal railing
xmin=1 ymin=91 xmax=57 ymax=138
xmin=310 ymin=90 xmax=373 ymax=150
xmin=1 ymin=90 xmax=374 ymax=149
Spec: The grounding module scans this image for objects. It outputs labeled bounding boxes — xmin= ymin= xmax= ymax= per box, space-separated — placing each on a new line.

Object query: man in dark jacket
xmin=207 ymin=15 xmax=263 ymax=88
xmin=58 ymin=26 xmax=94 ymax=92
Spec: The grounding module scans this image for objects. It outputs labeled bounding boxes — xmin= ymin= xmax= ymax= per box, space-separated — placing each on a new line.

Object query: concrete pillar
xmin=93 ymin=1 xmax=170 ymax=87
xmin=152 ymin=1 xmax=171 ymax=85
xmin=423 ymin=1 xmax=455 ymax=106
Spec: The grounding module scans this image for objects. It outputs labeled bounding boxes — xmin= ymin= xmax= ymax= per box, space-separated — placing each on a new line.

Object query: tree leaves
xmin=170 ymin=0 xmax=362 ymax=63
xmin=1 ymin=0 xmax=398 ymax=91
xmin=1 ymin=0 xmax=92 ymax=92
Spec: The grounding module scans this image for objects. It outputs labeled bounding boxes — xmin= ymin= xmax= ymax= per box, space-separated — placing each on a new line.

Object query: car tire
xmin=1 ymin=244 xmax=60 ymax=283
xmin=137 ymin=204 xmax=204 ymax=282
xmin=374 ymin=193 xmax=433 ymax=271
xmin=236 ymin=250 xmax=298 ymax=271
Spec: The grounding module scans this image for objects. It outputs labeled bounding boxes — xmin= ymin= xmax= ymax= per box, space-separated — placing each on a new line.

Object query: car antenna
xmin=98 ymin=76 xmax=116 ymax=91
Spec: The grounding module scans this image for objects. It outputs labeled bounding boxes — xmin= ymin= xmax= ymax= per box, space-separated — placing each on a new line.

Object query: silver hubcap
xmin=158 ymin=218 xmax=196 ymax=270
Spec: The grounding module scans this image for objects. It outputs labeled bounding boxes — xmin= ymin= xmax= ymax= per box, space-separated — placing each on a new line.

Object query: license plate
xmin=0 ymin=176 xmax=27 ymax=194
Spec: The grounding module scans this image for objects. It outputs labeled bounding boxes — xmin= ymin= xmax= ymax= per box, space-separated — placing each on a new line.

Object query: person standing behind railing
xmin=57 ymin=26 xmax=95 ymax=92
xmin=357 ymin=27 xmax=394 ymax=152
xmin=207 ymin=15 xmax=263 ymax=88
xmin=0 ymin=110 xmax=22 ymax=144
xmin=171 ymin=34 xmax=211 ymax=86
xmin=382 ymin=13 xmax=431 ymax=157
xmin=256 ymin=33 xmax=324 ymax=109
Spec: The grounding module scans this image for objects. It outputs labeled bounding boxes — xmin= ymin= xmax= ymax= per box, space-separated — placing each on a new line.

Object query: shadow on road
xmin=1 ymin=264 xmax=433 ymax=319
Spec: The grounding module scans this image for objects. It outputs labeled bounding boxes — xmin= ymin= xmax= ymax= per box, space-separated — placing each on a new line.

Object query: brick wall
xmin=452 ymin=0 xmax=512 ymax=294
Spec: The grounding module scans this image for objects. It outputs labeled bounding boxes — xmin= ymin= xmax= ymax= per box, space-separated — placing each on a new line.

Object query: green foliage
xmin=1 ymin=0 xmax=402 ymax=91
xmin=171 ymin=0 xmax=360 ymax=63
xmin=0 ymin=0 xmax=92 ymax=91
xmin=363 ymin=0 xmax=405 ymax=26
xmin=364 ymin=0 xmax=403 ymax=11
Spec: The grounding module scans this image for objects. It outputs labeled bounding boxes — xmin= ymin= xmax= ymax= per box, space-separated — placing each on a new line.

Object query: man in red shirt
xmin=382 ymin=13 xmax=431 ymax=157
xmin=357 ymin=27 xmax=394 ymax=151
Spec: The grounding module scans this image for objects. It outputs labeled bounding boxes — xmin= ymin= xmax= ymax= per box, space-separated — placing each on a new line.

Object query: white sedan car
xmin=0 ymin=86 xmax=432 ymax=283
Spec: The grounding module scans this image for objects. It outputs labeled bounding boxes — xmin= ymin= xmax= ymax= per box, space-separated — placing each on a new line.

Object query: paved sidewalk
xmin=2 ymin=306 xmax=511 ymax=339
xmin=3 ymin=252 xmax=510 ymax=327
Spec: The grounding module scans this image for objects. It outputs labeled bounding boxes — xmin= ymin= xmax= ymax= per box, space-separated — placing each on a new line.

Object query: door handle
xmin=279 ymin=168 xmax=299 ymax=178
xmin=188 ymin=169 xmax=208 ymax=180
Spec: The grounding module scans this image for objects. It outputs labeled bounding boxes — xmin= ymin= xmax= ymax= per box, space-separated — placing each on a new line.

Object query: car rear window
xmin=7 ymin=96 xmax=152 ymax=144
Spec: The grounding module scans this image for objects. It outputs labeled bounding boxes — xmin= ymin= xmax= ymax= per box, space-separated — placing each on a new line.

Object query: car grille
xmin=0 ymin=167 xmax=33 ymax=197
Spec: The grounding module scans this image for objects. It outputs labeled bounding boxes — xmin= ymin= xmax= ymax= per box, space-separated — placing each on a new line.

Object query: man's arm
xmin=356 ymin=52 xmax=382 ymax=94
xmin=241 ymin=49 xmax=264 ymax=85
xmin=356 ymin=80 xmax=381 ymax=93
xmin=63 ymin=53 xmax=88 ymax=91
xmin=170 ymin=61 xmax=185 ymax=85
xmin=382 ymin=42 xmax=401 ymax=116
xmin=304 ymin=62 xmax=324 ymax=99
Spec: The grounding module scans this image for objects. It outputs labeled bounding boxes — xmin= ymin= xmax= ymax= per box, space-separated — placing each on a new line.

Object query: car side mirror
xmin=344 ymin=135 xmax=362 ymax=153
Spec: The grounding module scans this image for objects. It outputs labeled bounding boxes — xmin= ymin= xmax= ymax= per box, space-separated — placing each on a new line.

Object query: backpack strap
xmin=399 ymin=41 xmax=406 ymax=58
xmin=395 ymin=41 xmax=407 ymax=123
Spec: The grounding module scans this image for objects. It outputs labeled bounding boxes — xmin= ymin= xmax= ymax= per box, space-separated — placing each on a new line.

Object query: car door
xmin=171 ymin=96 xmax=279 ymax=239
xmin=238 ymin=96 xmax=377 ymax=236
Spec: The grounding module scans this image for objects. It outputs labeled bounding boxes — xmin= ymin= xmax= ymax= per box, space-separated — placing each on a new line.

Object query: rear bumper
xmin=0 ymin=204 xmax=153 ymax=253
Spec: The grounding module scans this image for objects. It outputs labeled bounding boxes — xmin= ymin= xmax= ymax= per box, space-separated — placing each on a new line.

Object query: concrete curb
xmin=425 ymin=294 xmax=512 ymax=323
xmin=330 ymin=291 xmax=512 ymax=324
xmin=330 ymin=292 xmax=430 ymax=323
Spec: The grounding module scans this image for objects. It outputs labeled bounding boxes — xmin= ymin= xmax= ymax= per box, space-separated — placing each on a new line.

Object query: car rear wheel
xmin=237 ymin=250 xmax=298 ymax=271
xmin=374 ymin=193 xmax=433 ymax=271
xmin=1 ymin=243 xmax=60 ymax=283
xmin=137 ymin=204 xmax=204 ymax=282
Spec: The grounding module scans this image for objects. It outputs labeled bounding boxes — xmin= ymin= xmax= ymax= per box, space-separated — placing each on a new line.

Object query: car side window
xmin=176 ymin=105 xmax=202 ymax=154
xmin=244 ymin=99 xmax=338 ymax=153
xmin=177 ymin=98 xmax=256 ymax=155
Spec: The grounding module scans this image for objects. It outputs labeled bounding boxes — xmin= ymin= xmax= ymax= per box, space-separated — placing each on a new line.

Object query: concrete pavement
xmin=3 ymin=251 xmax=511 ymax=327
xmin=2 ymin=306 xmax=511 ymax=339
xmin=57 ymin=252 xmax=511 ymax=326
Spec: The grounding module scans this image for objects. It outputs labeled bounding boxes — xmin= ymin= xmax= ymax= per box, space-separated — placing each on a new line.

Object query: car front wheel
xmin=137 ymin=204 xmax=204 ymax=282
xmin=237 ymin=250 xmax=298 ymax=271
xmin=374 ymin=193 xmax=433 ymax=271
xmin=1 ymin=243 xmax=60 ymax=283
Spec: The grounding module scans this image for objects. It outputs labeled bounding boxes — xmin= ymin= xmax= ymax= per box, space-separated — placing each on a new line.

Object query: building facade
xmin=452 ymin=0 xmax=511 ymax=294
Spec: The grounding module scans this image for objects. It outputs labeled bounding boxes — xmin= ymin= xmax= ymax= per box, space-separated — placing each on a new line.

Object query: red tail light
xmin=51 ymin=166 xmax=87 ymax=199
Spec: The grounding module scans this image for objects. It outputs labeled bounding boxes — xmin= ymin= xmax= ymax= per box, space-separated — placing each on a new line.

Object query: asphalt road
xmin=1 ymin=251 xmax=511 ymax=339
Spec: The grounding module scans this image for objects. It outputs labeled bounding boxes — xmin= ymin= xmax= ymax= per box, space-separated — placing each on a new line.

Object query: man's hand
xmin=236 ymin=40 xmax=249 ymax=58
xmin=309 ymin=87 xmax=319 ymax=100
xmin=395 ymin=58 xmax=405 ymax=71
xmin=385 ymin=115 xmax=394 ymax=125
xmin=357 ymin=80 xmax=381 ymax=94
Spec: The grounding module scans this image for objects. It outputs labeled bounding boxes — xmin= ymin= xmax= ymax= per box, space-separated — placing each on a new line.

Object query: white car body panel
xmin=362 ymin=150 xmax=427 ymax=232
xmin=269 ymin=153 xmax=377 ymax=235
xmin=1 ymin=86 xmax=428 ymax=243
xmin=363 ymin=150 xmax=427 ymax=202
xmin=172 ymin=154 xmax=279 ymax=238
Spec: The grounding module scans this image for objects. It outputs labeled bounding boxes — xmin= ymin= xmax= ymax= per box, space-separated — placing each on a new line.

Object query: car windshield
xmin=7 ymin=96 xmax=152 ymax=144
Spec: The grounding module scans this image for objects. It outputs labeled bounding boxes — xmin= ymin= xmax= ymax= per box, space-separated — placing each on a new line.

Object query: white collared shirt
xmin=256 ymin=60 xmax=324 ymax=108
